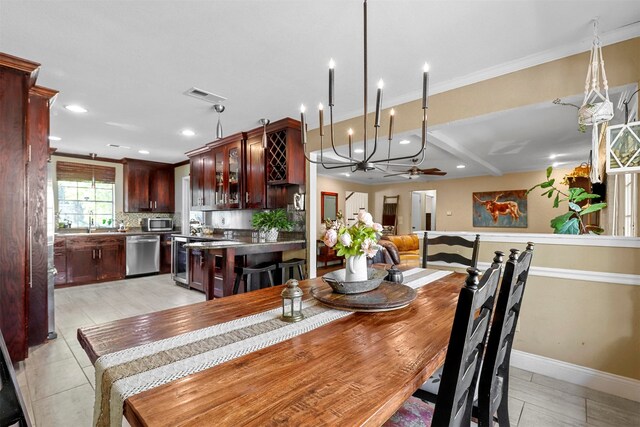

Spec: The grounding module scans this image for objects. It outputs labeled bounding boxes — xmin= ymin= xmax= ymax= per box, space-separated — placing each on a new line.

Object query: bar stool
xmin=233 ymin=262 xmax=276 ymax=294
xmin=278 ymin=258 xmax=306 ymax=281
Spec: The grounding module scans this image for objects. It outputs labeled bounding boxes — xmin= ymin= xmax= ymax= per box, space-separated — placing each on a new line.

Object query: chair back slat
xmin=431 ymin=251 xmax=504 ymax=427
xmin=477 ymin=243 xmax=535 ymax=427
xmin=422 ymin=233 xmax=480 ymax=269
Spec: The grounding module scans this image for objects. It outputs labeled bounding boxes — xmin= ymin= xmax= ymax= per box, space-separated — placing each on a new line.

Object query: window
xmin=57 ymin=181 xmax=115 ymax=228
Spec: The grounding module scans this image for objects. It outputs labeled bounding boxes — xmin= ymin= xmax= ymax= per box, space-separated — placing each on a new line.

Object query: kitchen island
xmin=181 ymin=235 xmax=306 ymax=299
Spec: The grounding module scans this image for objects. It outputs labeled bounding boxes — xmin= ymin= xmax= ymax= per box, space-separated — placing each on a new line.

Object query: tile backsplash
xmin=115 ymin=212 xmax=181 ymax=229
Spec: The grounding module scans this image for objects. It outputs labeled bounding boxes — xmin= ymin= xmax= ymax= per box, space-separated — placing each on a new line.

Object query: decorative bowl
xmin=322 ymin=268 xmax=388 ymax=294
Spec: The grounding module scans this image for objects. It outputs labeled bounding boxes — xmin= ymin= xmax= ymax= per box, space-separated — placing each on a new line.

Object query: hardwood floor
xmin=12 ymin=274 xmax=639 ymax=427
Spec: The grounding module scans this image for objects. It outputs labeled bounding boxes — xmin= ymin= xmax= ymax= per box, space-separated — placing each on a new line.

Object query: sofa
xmin=379 ymin=234 xmax=421 ymax=268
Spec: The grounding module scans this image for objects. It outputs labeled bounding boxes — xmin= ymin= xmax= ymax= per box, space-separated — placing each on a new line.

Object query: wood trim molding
xmin=415 ymin=231 xmax=640 ymax=249
xmin=510 ymin=350 xmax=640 ymax=402
xmin=173 ymin=159 xmax=190 ymax=167
xmin=0 ymin=52 xmax=40 ymax=86
xmin=472 ymin=261 xmax=640 ymax=287
xmin=52 ymin=152 xmax=123 ymax=164
xmin=29 ymin=85 xmax=58 ymax=102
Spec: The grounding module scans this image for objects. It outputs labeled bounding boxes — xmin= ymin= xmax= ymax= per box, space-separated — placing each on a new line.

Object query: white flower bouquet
xmin=322 ymin=210 xmax=382 ymax=259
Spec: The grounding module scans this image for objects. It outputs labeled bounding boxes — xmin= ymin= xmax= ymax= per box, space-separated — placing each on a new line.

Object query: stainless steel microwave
xmin=141 ymin=217 xmax=173 ymax=232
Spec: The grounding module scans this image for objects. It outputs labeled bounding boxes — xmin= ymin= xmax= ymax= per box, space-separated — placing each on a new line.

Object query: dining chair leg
xmin=267 ymin=271 xmax=275 ymax=287
xmin=233 ymin=273 xmax=242 ymax=295
xmin=297 ymin=264 xmax=305 ymax=280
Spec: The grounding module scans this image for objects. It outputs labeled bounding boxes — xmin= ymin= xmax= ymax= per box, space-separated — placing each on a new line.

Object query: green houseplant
xmin=527 ymin=166 xmax=607 ymax=235
xmin=251 ymin=209 xmax=294 ymax=242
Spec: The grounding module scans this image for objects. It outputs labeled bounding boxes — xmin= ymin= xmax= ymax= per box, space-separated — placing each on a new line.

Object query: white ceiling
xmin=1 ymin=1 xmax=639 ymax=165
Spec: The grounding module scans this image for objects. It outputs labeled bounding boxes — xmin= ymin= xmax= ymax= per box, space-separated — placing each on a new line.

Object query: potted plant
xmin=527 ymin=166 xmax=607 ymax=234
xmin=251 ymin=209 xmax=294 ymax=242
xmin=322 ymin=210 xmax=383 ymax=282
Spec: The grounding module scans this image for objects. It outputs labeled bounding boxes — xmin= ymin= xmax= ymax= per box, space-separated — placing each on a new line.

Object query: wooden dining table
xmin=78 ymin=271 xmax=466 ymax=426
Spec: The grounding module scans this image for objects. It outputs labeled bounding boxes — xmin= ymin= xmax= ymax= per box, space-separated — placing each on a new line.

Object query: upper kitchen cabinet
xmin=123 ymin=159 xmax=175 ymax=213
xmin=188 ymin=133 xmax=245 ymax=210
xmin=188 ymin=147 xmax=213 ymax=210
xmin=265 ymin=118 xmax=304 ymax=186
xmin=211 ymin=135 xmax=244 ymax=210
xmin=244 ymin=127 xmax=266 ymax=209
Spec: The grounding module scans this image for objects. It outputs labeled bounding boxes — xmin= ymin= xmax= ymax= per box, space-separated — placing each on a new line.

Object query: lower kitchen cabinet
xmin=60 ymin=236 xmax=125 ymax=286
xmin=189 ymin=248 xmax=208 ymax=292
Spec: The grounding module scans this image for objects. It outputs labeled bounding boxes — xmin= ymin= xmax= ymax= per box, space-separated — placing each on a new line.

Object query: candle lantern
xmin=280 ymin=279 xmax=304 ymax=323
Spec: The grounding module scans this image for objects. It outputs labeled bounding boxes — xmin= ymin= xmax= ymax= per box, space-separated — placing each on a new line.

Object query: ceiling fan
xmin=384 ymin=165 xmax=447 ymax=179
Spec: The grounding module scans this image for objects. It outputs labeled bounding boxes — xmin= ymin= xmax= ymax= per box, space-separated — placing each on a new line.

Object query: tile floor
xmin=13 ymin=274 xmax=640 ymax=427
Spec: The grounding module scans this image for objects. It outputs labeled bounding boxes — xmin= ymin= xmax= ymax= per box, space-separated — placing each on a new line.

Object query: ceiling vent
xmin=184 ymin=87 xmax=227 ymax=104
xmin=106 ymin=144 xmax=130 ymax=149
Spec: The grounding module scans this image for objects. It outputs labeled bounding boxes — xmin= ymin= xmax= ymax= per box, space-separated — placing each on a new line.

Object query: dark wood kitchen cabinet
xmin=188 ymin=248 xmax=208 ymax=292
xmin=64 ymin=236 xmax=125 ymax=286
xmin=212 ymin=136 xmax=244 ymax=210
xmin=265 ymin=118 xmax=304 ymax=186
xmin=0 ymin=53 xmax=58 ymax=361
xmin=187 ymin=133 xmax=245 ymax=211
xmin=189 ymin=147 xmax=215 ymax=210
xmin=244 ymin=128 xmax=267 ymax=209
xmin=123 ymin=159 xmax=175 ymax=213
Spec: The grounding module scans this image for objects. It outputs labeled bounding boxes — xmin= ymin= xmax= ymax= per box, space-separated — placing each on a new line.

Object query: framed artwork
xmin=321 ymin=191 xmax=338 ymax=222
xmin=472 ymin=190 xmax=527 ymax=228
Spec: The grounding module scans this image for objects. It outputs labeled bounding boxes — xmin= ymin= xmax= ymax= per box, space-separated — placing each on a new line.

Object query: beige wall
xmin=316 ymin=175 xmax=374 ymax=235
xmin=475 ymin=241 xmax=640 ymax=380
xmin=306 ymin=38 xmax=640 ymax=153
xmin=368 ymin=168 xmax=574 ymax=235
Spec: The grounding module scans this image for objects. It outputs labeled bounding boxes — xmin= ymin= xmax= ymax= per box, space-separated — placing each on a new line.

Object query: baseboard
xmin=510 ymin=349 xmax=640 ymax=402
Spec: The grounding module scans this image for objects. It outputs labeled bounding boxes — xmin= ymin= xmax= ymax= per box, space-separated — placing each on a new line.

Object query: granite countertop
xmin=56 ymin=230 xmax=177 ymax=237
xmin=183 ymin=235 xmax=306 ymax=249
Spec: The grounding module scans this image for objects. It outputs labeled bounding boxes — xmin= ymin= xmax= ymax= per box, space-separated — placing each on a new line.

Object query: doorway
xmin=411 ymin=190 xmax=437 ymax=232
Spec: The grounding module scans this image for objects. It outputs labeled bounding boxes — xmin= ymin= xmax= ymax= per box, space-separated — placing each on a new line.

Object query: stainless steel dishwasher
xmin=126 ymin=235 xmax=160 ymax=276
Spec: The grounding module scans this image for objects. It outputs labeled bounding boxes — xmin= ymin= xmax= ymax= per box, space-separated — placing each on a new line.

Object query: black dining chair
xmin=0 ymin=331 xmax=31 ymax=427
xmin=384 ymin=251 xmax=504 ymax=427
xmin=412 ymin=243 xmax=535 ymax=427
xmin=477 ymin=242 xmax=534 ymax=427
xmin=422 ymin=232 xmax=480 ymax=269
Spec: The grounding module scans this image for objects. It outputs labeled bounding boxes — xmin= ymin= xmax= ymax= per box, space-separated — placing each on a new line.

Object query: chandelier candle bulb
xmin=300 ymin=104 xmax=307 ymax=144
xmin=422 ymin=62 xmax=430 ymax=109
xmin=329 ymin=59 xmax=335 ymax=107
xmin=318 ymin=103 xmax=324 ymax=136
xmin=375 ymin=79 xmax=384 ymax=127
xmin=388 ymin=109 xmax=395 ymax=141
xmin=348 ymin=128 xmax=353 ymax=156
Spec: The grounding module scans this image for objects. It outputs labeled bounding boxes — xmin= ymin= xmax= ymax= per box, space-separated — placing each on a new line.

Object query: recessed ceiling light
xmin=354 ymin=148 xmax=364 ymax=154
xmin=181 ymin=129 xmax=196 ymax=137
xmin=399 ymin=139 xmax=411 ymax=145
xmin=344 ymin=173 xmax=351 ymax=177
xmin=549 ymin=154 xmax=557 ymax=159
xmin=48 ymin=136 xmax=61 ymax=141
xmin=456 ymin=164 xmax=466 ymax=169
xmin=64 ymin=104 xmax=88 ymax=113
xmin=552 ymin=161 xmax=561 ymax=167
xmin=138 ymin=150 xmax=150 ymax=155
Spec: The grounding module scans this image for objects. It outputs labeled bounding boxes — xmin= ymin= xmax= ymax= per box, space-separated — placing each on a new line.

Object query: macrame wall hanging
xmin=578 ymin=20 xmax=614 ymax=184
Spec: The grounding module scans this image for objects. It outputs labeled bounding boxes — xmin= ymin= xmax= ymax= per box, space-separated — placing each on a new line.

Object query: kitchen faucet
xmin=88 ymin=210 xmax=96 ymax=233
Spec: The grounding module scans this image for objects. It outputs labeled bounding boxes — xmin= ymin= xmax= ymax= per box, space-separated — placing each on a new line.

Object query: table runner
xmin=93 ymin=268 xmax=452 ymax=427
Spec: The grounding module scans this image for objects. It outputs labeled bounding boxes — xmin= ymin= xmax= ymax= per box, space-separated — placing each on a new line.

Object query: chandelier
xmin=299 ymin=0 xmax=430 ymax=172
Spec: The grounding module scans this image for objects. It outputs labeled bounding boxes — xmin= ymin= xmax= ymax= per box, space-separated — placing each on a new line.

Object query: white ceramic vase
xmin=345 ymin=254 xmax=368 ymax=282
xmin=265 ymin=228 xmax=279 ymax=242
